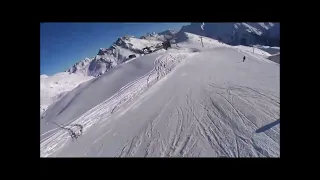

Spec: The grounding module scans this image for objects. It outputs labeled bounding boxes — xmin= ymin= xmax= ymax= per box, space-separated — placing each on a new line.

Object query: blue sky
xmin=40 ymin=22 xmax=189 ymax=75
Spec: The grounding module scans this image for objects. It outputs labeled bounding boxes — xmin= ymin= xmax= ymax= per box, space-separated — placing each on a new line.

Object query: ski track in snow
xmin=40 ymin=50 xmax=197 ymax=157
xmin=115 ymin=83 xmax=279 ymax=157
xmin=113 ymin=46 xmax=278 ymax=157
xmin=40 ymin=40 xmax=279 ymax=157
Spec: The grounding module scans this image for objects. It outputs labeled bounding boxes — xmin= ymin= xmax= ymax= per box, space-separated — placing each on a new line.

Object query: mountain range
xmin=41 ymin=22 xmax=280 ymax=115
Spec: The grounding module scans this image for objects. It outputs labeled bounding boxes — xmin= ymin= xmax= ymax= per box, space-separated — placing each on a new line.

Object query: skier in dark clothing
xmin=243 ymin=56 xmax=246 ymax=62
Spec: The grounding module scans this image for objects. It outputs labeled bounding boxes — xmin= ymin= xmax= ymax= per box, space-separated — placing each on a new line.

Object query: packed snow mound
xmin=179 ymin=22 xmax=279 ymax=46
xmin=267 ymin=53 xmax=280 ymax=64
xmin=42 ymin=53 xmax=161 ymax=125
xmin=40 ymin=49 xmax=197 ymax=142
xmin=40 ymin=72 xmax=94 ymax=115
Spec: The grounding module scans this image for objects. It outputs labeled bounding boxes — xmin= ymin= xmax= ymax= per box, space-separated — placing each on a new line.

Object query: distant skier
xmin=243 ymin=56 xmax=246 ymax=62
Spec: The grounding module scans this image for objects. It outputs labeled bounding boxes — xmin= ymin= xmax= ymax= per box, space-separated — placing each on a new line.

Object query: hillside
xmin=41 ymin=30 xmax=175 ymax=114
xmin=179 ymin=22 xmax=280 ymax=46
xmin=41 ymin=32 xmax=279 ymax=157
xmin=40 ymin=72 xmax=94 ymax=116
xmin=66 ymin=36 xmax=163 ymax=77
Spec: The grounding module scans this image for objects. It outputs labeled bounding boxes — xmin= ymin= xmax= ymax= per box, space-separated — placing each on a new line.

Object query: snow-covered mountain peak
xmin=146 ymin=32 xmax=157 ymax=37
xmin=179 ymin=22 xmax=279 ymax=46
xmin=115 ymin=37 xmax=125 ymax=46
xmin=158 ymin=29 xmax=176 ymax=36
xmin=140 ymin=29 xmax=177 ymax=42
xmin=98 ymin=48 xmax=113 ymax=55
xmin=66 ymin=57 xmax=94 ymax=74
xmin=242 ymin=23 xmax=263 ymax=35
xmin=41 ymin=74 xmax=48 ymax=78
xmin=65 ymin=34 xmax=164 ymax=78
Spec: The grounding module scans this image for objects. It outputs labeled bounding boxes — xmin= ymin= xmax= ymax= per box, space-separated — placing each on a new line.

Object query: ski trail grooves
xmin=40 ymin=51 xmax=197 ymax=157
xmin=119 ymin=93 xmax=175 ymax=157
xmin=200 ymin=83 xmax=279 ymax=157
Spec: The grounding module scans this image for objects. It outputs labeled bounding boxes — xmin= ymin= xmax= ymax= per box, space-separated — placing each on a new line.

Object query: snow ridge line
xmin=233 ymin=47 xmax=275 ymax=64
xmin=40 ymin=69 xmax=155 ymax=157
xmin=40 ymin=52 xmax=194 ymax=157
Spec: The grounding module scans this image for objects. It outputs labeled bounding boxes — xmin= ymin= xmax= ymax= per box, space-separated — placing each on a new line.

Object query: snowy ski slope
xmin=40 ymin=33 xmax=279 ymax=157
xmin=40 ymin=72 xmax=94 ymax=115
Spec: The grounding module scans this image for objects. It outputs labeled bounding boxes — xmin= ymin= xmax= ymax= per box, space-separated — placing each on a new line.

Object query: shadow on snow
xmin=256 ymin=119 xmax=280 ymax=133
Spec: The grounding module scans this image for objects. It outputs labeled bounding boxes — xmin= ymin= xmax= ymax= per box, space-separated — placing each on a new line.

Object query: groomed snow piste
xmin=40 ymin=32 xmax=279 ymax=157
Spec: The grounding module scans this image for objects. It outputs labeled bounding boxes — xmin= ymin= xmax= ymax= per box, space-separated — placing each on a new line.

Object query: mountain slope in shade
xmin=255 ymin=45 xmax=280 ymax=55
xmin=179 ymin=22 xmax=279 ymax=46
xmin=140 ymin=29 xmax=177 ymax=41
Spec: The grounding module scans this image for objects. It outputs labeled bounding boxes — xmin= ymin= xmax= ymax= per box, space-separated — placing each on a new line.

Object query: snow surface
xmin=40 ymin=33 xmax=279 ymax=157
xmin=267 ymin=53 xmax=280 ymax=64
xmin=235 ymin=45 xmax=271 ymax=57
xmin=255 ymin=46 xmax=280 ymax=55
xmin=41 ymin=74 xmax=48 ymax=78
xmin=43 ymin=22 xmax=278 ymax=117
xmin=41 ymin=32 xmax=170 ymax=116
xmin=66 ymin=37 xmax=163 ymax=77
xmin=63 ymin=23 xmax=279 ymax=80
xmin=176 ymin=32 xmax=231 ymax=49
xmin=40 ymin=72 xmax=94 ymax=115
